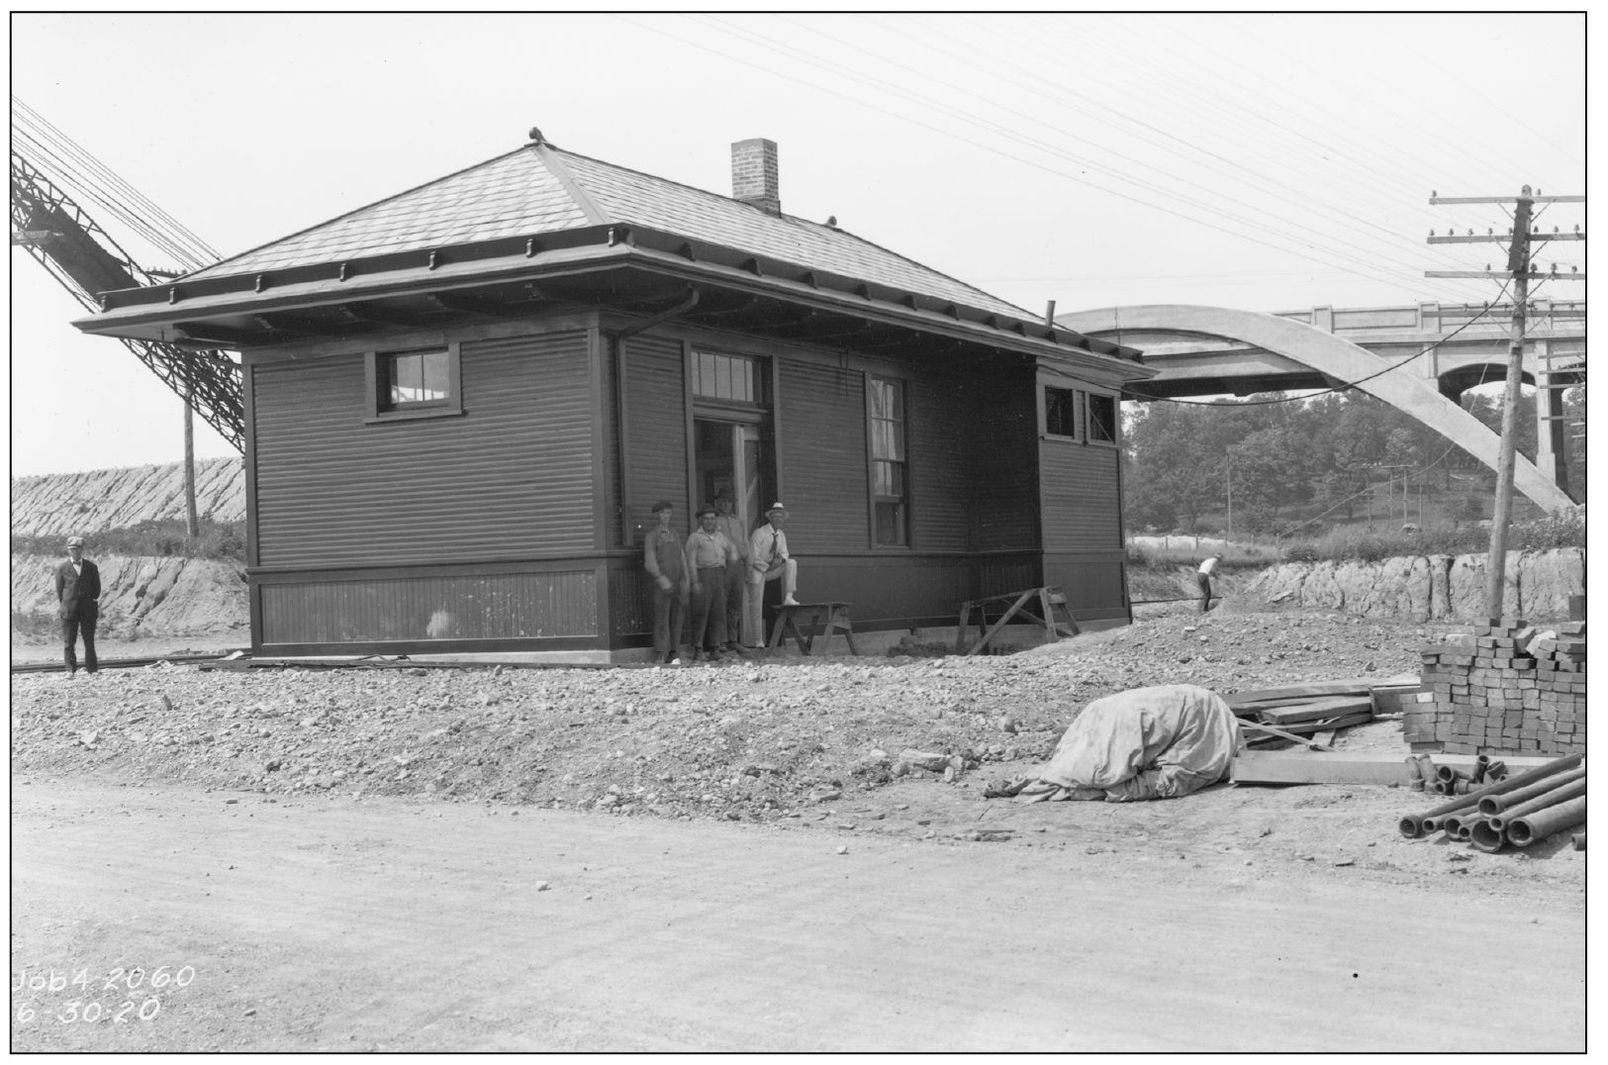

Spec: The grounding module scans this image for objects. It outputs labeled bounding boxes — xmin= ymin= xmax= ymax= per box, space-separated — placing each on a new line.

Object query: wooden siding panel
xmin=624 ymin=333 xmax=686 ymax=539
xmin=259 ymin=569 xmax=598 ymax=644
xmin=969 ymin=372 xmax=1039 ymax=551
xmin=1040 ymin=440 xmax=1122 ymax=551
xmin=777 ymin=359 xmax=869 ymax=551
xmin=252 ymin=331 xmax=594 ymax=568
xmin=908 ymin=373 xmax=971 ymax=552
xmin=1042 ymin=551 xmax=1128 ymax=619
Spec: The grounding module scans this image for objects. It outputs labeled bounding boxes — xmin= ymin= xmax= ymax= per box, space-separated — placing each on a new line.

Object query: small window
xmin=693 ymin=351 xmax=762 ymax=404
xmin=867 ymin=375 xmax=908 ymax=547
xmin=367 ymin=344 xmax=462 ymax=422
xmin=1087 ymin=393 xmax=1117 ymax=444
xmin=1045 ymin=387 xmax=1076 ymax=437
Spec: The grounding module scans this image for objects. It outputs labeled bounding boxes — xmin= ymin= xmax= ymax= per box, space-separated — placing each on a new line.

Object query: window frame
xmin=1085 ymin=390 xmax=1119 ymax=447
xmin=364 ymin=342 xmax=464 ymax=423
xmin=865 ymin=372 xmax=911 ymax=549
xmin=1044 ymin=385 xmax=1078 ymax=438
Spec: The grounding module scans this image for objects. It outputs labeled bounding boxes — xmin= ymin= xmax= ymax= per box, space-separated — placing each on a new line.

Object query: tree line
xmin=1121 ymin=387 xmax=1585 ymax=537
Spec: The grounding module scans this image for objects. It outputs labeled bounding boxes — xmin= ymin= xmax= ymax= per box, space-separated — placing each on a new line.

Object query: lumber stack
xmin=1398 ymin=752 xmax=1587 ymax=854
xmin=1410 ymin=619 xmax=1586 ymax=755
xmin=1225 ymin=675 xmax=1418 ymax=746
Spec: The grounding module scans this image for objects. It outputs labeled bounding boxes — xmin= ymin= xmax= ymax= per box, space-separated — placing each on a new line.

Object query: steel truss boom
xmin=10 ymin=150 xmax=244 ymax=451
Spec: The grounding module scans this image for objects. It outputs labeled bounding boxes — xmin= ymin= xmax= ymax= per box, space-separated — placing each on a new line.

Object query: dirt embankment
xmin=11 ymin=458 xmax=244 ymax=539
xmin=11 ymin=554 xmax=248 ymax=644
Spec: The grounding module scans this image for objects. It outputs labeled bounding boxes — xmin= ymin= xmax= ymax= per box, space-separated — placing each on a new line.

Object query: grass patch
xmin=1280 ymin=509 xmax=1585 ymax=563
xmin=12 ymin=518 xmax=245 ymax=562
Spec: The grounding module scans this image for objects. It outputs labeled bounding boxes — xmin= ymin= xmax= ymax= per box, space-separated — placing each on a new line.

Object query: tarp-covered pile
xmin=990 ymin=684 xmax=1238 ymax=803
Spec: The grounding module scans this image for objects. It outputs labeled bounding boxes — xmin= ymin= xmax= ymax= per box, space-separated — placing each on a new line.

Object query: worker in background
xmin=643 ymin=501 xmax=688 ymax=665
xmin=56 ymin=534 xmax=101 ymax=676
xmin=1198 ymin=552 xmax=1223 ymax=614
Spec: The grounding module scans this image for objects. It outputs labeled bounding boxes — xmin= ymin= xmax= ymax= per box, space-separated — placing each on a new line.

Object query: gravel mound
xmin=12 ymin=610 xmax=1427 ymax=822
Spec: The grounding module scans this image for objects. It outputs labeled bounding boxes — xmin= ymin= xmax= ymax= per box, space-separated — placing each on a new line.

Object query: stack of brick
xmin=1410 ymin=619 xmax=1586 ymax=755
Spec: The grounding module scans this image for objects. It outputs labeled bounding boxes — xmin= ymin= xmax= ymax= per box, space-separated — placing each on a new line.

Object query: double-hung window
xmin=867 ymin=374 xmax=908 ymax=547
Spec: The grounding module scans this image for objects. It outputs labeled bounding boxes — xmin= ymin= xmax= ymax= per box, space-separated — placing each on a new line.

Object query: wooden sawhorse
xmin=956 ymin=586 xmax=1079 ymax=656
xmin=768 ymin=601 xmax=859 ymax=656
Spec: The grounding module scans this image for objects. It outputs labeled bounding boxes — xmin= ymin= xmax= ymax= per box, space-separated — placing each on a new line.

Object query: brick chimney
xmin=731 ymin=138 xmax=780 ymax=215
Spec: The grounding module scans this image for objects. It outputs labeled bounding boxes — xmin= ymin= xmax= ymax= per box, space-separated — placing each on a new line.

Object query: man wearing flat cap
xmin=643 ymin=501 xmax=688 ymax=665
xmin=747 ymin=502 xmax=800 ymax=646
xmin=55 ymin=535 xmax=101 ymax=675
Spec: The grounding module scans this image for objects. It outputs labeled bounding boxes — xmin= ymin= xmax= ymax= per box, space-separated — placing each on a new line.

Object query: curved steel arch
xmin=1059 ymin=304 xmax=1572 ymax=512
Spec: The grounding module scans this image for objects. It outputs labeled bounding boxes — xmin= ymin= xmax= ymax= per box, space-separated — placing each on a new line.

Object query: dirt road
xmin=10 ymin=781 xmax=1583 ymax=1052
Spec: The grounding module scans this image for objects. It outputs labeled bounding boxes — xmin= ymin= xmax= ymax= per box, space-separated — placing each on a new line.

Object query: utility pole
xmin=184 ymin=391 xmax=200 ymax=539
xmin=1428 ymin=188 xmax=1585 ymax=619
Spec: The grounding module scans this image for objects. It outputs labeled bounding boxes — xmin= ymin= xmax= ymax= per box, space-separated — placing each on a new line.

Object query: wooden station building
xmin=77 ymin=132 xmax=1155 ymax=658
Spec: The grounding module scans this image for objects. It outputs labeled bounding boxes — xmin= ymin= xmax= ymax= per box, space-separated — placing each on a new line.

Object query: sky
xmin=8 ymin=11 xmax=1587 ymax=477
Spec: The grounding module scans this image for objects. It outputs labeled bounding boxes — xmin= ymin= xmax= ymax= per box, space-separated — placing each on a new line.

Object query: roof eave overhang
xmin=73 ymin=223 xmax=1151 ymax=378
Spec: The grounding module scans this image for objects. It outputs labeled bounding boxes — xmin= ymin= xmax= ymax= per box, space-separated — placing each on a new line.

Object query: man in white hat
xmin=55 ymin=535 xmax=102 ymax=675
xmin=747 ymin=502 xmax=799 ymax=646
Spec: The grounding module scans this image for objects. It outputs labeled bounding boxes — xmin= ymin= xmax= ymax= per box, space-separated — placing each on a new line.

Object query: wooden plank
xmin=1239 ymin=721 xmax=1335 ymax=751
xmin=1225 ymin=674 xmax=1420 ymax=710
xmin=1257 ymin=696 xmax=1375 ymax=725
xmin=1258 ymin=711 xmax=1373 ymax=735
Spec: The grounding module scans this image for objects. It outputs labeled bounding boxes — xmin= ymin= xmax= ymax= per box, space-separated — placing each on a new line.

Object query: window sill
xmin=364 ymin=407 xmax=466 ymax=425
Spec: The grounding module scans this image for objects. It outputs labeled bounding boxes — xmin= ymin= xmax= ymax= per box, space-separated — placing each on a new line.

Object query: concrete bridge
xmin=1058 ymin=302 xmax=1584 ymax=511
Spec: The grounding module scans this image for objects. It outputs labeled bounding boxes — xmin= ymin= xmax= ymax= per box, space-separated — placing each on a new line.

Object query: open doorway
xmin=694 ymin=419 xmax=769 ymax=534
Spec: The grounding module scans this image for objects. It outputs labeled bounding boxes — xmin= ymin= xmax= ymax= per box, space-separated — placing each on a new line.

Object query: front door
xmin=693 ymin=419 xmax=769 ymax=534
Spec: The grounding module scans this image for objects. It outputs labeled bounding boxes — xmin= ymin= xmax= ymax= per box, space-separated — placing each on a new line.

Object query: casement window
xmin=366 ymin=344 xmax=462 ymax=421
xmin=1045 ymin=386 xmax=1079 ymax=437
xmin=1087 ymin=392 xmax=1117 ymax=444
xmin=1043 ymin=384 xmax=1118 ymax=446
xmin=867 ymin=374 xmax=909 ymax=547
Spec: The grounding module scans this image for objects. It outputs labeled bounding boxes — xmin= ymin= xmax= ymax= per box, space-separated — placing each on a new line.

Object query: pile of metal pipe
xmin=1399 ymin=753 xmax=1585 ymax=854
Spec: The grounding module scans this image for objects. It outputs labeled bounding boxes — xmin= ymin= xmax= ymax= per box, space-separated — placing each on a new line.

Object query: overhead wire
xmin=15 ymin=97 xmax=219 ymax=266
xmin=677 ymin=15 xmax=1485 ymax=306
xmin=12 ymin=96 xmax=218 ymax=271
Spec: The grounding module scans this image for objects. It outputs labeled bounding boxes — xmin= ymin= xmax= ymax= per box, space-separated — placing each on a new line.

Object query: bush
xmin=12 ymin=518 xmax=246 ymax=563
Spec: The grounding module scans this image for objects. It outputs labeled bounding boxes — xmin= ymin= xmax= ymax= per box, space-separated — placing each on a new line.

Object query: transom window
xmin=693 ymin=351 xmax=762 ymax=404
xmin=867 ymin=375 xmax=908 ymax=547
xmin=380 ymin=349 xmax=451 ymax=411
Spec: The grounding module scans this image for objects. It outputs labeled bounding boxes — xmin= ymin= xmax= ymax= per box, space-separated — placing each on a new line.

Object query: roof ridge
xmin=550 ymin=144 xmax=1033 ymax=317
xmin=184 ymin=144 xmax=537 ymax=280
xmin=536 ymin=144 xmax=610 ymax=225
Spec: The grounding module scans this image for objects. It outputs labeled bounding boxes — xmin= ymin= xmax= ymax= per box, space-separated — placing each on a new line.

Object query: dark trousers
xmin=1197 ymin=572 xmax=1214 ymax=613
xmin=63 ymin=614 xmax=99 ymax=673
xmin=724 ymin=561 xmax=746 ymax=647
xmin=689 ymin=566 xmax=728 ymax=651
xmin=652 ymin=583 xmax=686 ymax=657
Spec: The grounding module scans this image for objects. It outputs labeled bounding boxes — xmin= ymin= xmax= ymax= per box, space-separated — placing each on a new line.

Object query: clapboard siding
xmin=777 ymin=359 xmax=869 ymax=551
xmin=970 ymin=371 xmax=1039 ymax=551
xmin=623 ymin=333 xmax=686 ymax=537
xmin=1040 ymin=439 xmax=1122 ymax=551
xmin=252 ymin=330 xmax=594 ymax=568
xmin=908 ymin=372 xmax=972 ymax=552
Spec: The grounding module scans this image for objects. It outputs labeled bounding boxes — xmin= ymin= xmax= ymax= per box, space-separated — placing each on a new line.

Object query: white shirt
xmin=1199 ymin=557 xmax=1220 ymax=577
xmin=750 ymin=523 xmax=789 ymax=570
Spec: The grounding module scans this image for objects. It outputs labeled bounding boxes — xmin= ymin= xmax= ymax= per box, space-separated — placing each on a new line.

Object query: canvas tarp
xmin=996 ymin=684 xmax=1239 ymax=803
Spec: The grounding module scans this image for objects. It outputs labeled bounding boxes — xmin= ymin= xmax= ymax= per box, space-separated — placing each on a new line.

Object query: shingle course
xmin=185 ymin=143 xmax=1029 ymax=319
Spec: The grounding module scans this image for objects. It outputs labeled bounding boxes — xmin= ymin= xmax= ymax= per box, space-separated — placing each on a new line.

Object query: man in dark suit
xmin=56 ymin=535 xmax=101 ymax=675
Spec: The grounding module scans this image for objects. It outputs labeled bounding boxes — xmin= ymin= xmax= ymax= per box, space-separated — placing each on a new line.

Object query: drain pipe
xmin=605 ymin=287 xmax=701 ymax=543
